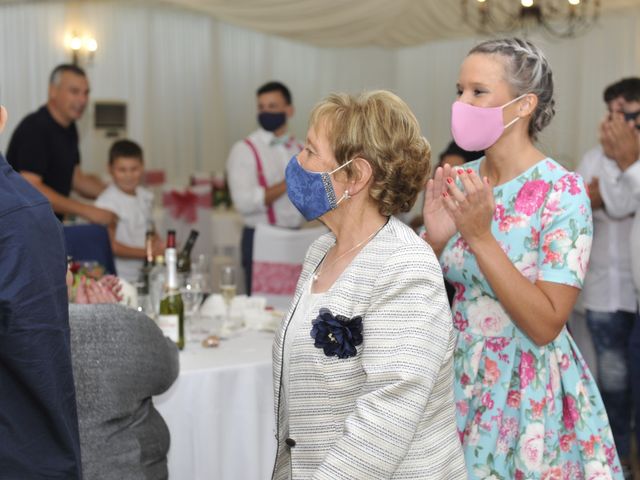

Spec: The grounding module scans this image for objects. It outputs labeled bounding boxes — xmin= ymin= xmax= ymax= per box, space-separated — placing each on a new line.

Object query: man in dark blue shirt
xmin=0 ymin=104 xmax=82 ymax=478
xmin=7 ymin=64 xmax=114 ymax=225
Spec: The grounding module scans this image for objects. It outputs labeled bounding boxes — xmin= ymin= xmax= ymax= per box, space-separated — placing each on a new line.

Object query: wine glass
xmin=181 ymin=273 xmax=205 ymax=341
xmin=220 ymin=265 xmax=237 ymax=330
xmin=193 ymin=254 xmax=213 ymax=298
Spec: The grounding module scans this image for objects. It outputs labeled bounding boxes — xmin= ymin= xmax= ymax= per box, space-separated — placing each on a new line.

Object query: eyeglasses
xmin=609 ymin=109 xmax=640 ymax=130
xmin=622 ymin=110 xmax=640 ymax=123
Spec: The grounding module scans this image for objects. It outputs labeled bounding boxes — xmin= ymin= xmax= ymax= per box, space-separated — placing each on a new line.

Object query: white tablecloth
xmin=155 ymin=331 xmax=277 ymax=480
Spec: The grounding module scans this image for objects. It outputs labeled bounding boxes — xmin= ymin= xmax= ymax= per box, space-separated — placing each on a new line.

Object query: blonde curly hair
xmin=309 ymin=90 xmax=431 ymax=217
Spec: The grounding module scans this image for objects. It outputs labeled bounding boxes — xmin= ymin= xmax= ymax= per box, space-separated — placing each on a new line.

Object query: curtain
xmin=0 ymin=2 xmax=639 ymax=185
xmin=146 ymin=0 xmax=637 ymax=48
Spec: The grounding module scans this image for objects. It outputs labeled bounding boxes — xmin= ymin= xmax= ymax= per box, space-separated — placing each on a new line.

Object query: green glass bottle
xmin=177 ymin=229 xmax=199 ymax=274
xmin=158 ymin=230 xmax=185 ymax=350
xmin=137 ymin=221 xmax=156 ymax=295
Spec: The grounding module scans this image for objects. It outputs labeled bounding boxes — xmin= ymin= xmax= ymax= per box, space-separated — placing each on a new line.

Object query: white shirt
xmin=576 ymin=147 xmax=637 ymax=312
xmin=598 ymin=156 xmax=640 ymax=300
xmin=95 ymin=184 xmax=154 ymax=282
xmin=226 ymin=128 xmax=304 ymax=229
xmin=282 ymin=278 xmax=324 ymax=438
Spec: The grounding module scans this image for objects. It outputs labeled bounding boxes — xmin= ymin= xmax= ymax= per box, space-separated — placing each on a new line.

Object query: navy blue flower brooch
xmin=310 ymin=308 xmax=363 ymax=359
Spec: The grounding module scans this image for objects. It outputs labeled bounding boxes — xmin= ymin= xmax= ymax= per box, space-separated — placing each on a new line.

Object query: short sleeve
xmin=8 ymin=122 xmax=49 ymax=176
xmin=94 ymin=187 xmax=119 ymax=214
xmin=537 ymin=172 xmax=593 ymax=288
xmin=226 ymin=141 xmax=266 ymax=215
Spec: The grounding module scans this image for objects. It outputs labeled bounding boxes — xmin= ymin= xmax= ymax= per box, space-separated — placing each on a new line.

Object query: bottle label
xmin=158 ymin=314 xmax=179 ymax=342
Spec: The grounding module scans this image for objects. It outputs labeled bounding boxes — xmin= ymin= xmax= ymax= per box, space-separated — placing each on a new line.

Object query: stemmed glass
xmin=193 ymin=254 xmax=213 ymax=299
xmin=181 ymin=273 xmax=205 ymax=341
xmin=220 ymin=265 xmax=237 ymax=330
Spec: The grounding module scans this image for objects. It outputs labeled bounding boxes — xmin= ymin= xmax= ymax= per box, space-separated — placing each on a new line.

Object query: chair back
xmin=63 ymin=224 xmax=117 ymax=275
xmin=251 ymin=225 xmax=326 ymax=310
xmin=160 ymin=185 xmax=213 ymax=260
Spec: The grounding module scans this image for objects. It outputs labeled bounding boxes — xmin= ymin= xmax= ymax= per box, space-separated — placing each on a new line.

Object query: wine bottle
xmin=177 ymin=229 xmax=199 ymax=274
xmin=144 ymin=221 xmax=156 ymax=266
xmin=137 ymin=222 xmax=156 ymax=295
xmin=158 ymin=230 xmax=185 ymax=349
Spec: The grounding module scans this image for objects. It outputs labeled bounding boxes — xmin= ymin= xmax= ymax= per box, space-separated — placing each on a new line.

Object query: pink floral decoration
xmin=519 ymin=351 xmax=536 ymax=389
xmin=514 ymin=180 xmax=550 ymax=216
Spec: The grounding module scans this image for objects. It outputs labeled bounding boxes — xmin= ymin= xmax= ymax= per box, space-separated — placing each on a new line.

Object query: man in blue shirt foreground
xmin=0 ymin=103 xmax=82 ymax=477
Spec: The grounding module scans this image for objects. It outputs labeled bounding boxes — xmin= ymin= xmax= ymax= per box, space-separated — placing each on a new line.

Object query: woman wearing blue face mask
xmin=422 ymin=38 xmax=622 ymax=479
xmin=271 ymin=90 xmax=466 ymax=480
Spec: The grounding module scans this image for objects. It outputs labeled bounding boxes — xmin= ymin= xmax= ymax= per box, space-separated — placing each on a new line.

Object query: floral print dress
xmin=440 ymin=158 xmax=622 ymax=480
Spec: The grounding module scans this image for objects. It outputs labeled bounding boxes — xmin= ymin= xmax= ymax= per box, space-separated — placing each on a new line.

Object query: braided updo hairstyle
xmin=469 ymin=38 xmax=555 ymax=140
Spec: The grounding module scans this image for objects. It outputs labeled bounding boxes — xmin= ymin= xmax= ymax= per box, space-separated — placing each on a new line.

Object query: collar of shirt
xmin=256 ymin=128 xmax=290 ymax=147
xmin=270 ymin=135 xmax=292 ymax=147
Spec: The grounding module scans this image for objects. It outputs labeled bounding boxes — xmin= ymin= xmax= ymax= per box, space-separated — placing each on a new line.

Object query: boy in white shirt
xmin=95 ymin=140 xmax=163 ymax=282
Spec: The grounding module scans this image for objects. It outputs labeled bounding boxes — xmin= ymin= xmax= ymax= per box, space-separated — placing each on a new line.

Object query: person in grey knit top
xmin=68 ymin=304 xmax=179 ymax=480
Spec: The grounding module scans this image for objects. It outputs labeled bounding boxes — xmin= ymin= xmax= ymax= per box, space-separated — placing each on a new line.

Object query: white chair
xmin=251 ymin=225 xmax=327 ymax=310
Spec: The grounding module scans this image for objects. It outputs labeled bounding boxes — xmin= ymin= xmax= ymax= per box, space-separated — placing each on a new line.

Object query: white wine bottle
xmin=158 ymin=230 xmax=185 ymax=350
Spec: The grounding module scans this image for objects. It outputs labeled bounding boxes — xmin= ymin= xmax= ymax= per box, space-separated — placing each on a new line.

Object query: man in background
xmin=575 ymin=77 xmax=640 ymax=478
xmin=594 ymin=77 xmax=640 ymax=477
xmin=226 ymin=81 xmax=304 ymax=294
xmin=0 ymin=100 xmax=82 ymax=477
xmin=7 ymin=63 xmax=115 ymax=224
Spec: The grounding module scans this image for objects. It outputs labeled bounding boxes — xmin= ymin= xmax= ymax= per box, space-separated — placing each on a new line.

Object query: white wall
xmin=0 ymin=2 xmax=639 ymax=185
xmin=395 ymin=12 xmax=640 ymax=166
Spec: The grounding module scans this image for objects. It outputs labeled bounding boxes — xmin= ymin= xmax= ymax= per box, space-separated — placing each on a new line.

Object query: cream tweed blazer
xmin=272 ymin=216 xmax=467 ymax=480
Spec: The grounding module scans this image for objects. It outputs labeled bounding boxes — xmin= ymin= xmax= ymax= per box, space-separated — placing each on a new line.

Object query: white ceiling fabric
xmin=148 ymin=0 xmax=640 ymax=47
xmin=1 ymin=0 xmax=639 ymax=182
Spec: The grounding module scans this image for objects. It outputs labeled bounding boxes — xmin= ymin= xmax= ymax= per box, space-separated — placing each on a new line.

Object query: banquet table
xmin=155 ymin=330 xmax=277 ymax=480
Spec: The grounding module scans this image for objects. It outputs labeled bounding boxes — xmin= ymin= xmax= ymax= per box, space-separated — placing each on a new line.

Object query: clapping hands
xmin=600 ymin=113 xmax=640 ymax=171
xmin=423 ymin=164 xmax=494 ymax=250
xmin=442 ymin=168 xmax=495 ymax=246
xmin=422 ymin=164 xmax=459 ymax=251
xmin=73 ymin=275 xmax=123 ymax=304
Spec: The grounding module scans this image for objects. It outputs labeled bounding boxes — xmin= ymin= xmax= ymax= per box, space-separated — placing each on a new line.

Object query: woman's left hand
xmin=442 ymin=168 xmax=495 ymax=247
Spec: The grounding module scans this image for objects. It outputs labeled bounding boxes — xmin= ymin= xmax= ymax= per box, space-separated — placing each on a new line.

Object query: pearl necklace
xmin=312 ymin=222 xmax=386 ymax=283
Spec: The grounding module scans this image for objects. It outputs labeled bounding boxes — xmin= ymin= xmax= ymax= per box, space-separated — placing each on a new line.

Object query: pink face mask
xmin=451 ymin=93 xmax=527 ymax=151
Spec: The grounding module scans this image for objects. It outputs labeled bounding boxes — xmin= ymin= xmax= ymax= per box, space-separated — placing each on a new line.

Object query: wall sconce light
xmin=65 ymin=32 xmax=98 ymax=66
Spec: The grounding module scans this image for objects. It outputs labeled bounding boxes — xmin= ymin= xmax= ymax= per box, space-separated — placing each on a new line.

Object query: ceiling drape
xmin=146 ymin=0 xmax=640 ymax=47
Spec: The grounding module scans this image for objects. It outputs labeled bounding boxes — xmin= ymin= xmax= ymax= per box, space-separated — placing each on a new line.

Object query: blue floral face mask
xmin=285 ymin=155 xmax=353 ymax=221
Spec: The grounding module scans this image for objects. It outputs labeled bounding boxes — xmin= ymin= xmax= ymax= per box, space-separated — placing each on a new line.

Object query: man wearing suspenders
xmin=227 ymin=82 xmax=304 ymax=294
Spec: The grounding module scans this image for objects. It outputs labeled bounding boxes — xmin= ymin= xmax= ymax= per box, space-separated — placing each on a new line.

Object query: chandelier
xmin=461 ymin=0 xmax=601 ymax=39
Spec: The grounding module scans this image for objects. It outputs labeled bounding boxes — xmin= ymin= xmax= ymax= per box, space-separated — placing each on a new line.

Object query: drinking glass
xmin=220 ymin=265 xmax=237 ymax=330
xmin=181 ymin=273 xmax=205 ymax=341
xmin=193 ymin=254 xmax=213 ymax=297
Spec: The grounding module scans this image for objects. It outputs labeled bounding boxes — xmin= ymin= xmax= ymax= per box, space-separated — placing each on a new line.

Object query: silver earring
xmin=344 ymin=190 xmax=351 ymax=200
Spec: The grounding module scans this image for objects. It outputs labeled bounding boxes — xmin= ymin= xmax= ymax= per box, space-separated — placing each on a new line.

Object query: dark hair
xmin=439 ymin=140 xmax=484 ymax=164
xmin=256 ymin=81 xmax=292 ymax=105
xmin=603 ymin=77 xmax=640 ymax=104
xmin=49 ymin=64 xmax=86 ymax=85
xmin=109 ymin=139 xmax=144 ymax=165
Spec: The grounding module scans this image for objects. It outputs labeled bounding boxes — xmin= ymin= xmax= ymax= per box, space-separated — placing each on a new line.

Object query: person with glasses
xmin=575 ymin=77 xmax=640 ymax=479
xmin=596 ymin=78 xmax=640 ymax=479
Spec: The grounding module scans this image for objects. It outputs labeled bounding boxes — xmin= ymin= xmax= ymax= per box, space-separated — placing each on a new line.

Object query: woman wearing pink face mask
xmin=422 ymin=38 xmax=622 ymax=479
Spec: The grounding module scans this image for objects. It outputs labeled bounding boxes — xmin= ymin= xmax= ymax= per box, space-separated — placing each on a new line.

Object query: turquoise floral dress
xmin=440 ymin=158 xmax=622 ymax=480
